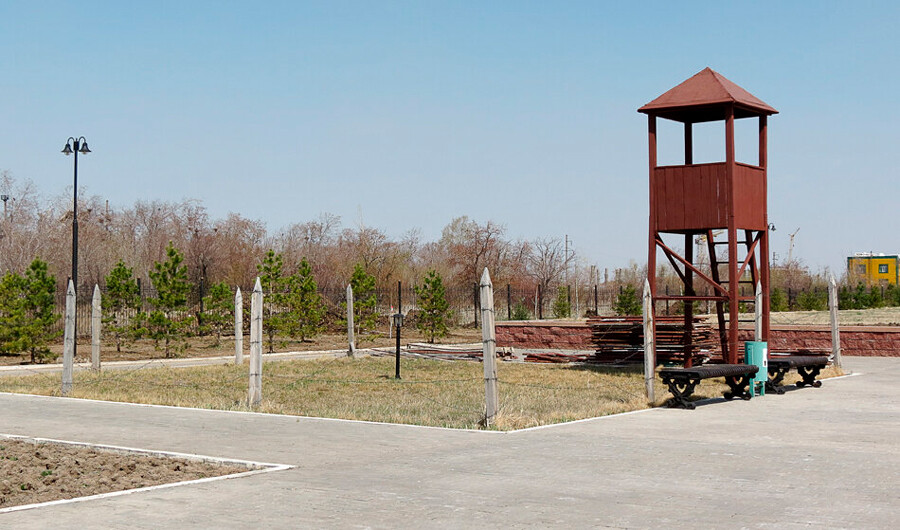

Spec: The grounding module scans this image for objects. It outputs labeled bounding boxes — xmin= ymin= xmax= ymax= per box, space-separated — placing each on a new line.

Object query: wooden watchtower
xmin=638 ymin=68 xmax=777 ymax=366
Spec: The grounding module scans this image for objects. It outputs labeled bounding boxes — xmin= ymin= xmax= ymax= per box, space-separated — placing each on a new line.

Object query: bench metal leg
xmin=723 ymin=375 xmax=752 ymax=401
xmin=766 ymin=366 xmax=788 ymax=395
xmin=796 ymin=366 xmax=824 ymax=388
xmin=661 ymin=375 xmax=700 ymax=409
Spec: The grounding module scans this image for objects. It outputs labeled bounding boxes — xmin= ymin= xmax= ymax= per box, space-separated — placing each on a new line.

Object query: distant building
xmin=847 ymin=253 xmax=898 ymax=286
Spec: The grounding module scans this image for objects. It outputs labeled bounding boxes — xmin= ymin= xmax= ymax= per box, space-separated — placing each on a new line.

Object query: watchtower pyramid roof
xmin=638 ymin=67 xmax=777 ymax=122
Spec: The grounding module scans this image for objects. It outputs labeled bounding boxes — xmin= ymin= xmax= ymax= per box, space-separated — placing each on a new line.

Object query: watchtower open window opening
xmin=655 ymin=116 xmax=762 ymax=167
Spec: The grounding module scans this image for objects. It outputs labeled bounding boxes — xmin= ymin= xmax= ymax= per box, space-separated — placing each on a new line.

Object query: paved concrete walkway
xmin=1 ymin=357 xmax=897 ymax=528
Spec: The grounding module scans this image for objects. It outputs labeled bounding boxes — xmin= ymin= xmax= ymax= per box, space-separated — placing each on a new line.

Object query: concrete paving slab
xmin=0 ymin=356 xmax=897 ymax=528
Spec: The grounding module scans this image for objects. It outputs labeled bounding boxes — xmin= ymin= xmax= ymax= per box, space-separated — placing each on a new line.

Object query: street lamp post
xmin=62 ymin=136 xmax=91 ymax=357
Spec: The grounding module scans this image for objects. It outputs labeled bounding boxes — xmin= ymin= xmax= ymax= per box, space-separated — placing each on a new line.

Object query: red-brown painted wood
xmin=640 ymin=69 xmax=776 ymax=368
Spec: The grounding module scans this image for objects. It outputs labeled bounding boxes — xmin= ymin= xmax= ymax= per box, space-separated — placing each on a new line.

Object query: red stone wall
xmin=741 ymin=325 xmax=900 ymax=357
xmin=497 ymin=321 xmax=900 ymax=357
xmin=496 ymin=321 xmax=593 ymax=349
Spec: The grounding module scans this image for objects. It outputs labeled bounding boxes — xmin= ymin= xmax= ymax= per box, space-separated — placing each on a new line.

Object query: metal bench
xmin=658 ymin=364 xmax=759 ymax=409
xmin=766 ymin=354 xmax=830 ymax=394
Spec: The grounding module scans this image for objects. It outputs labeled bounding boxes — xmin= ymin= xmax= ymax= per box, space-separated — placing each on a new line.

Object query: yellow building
xmin=847 ymin=253 xmax=899 ymax=286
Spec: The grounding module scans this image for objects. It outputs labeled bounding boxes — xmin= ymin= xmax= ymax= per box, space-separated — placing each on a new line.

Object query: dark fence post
xmin=538 ymin=284 xmax=543 ymax=319
xmin=473 ymin=281 xmax=479 ymax=327
xmin=507 ymin=284 xmax=511 ymax=320
xmin=197 ymin=274 xmax=205 ymax=335
xmin=593 ymin=284 xmax=599 ymax=314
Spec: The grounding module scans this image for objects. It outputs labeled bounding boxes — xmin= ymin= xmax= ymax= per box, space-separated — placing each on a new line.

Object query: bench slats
xmin=660 ymin=363 xmax=758 ymax=379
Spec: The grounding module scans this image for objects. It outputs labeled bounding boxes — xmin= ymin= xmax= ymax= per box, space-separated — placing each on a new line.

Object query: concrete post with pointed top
xmin=62 ymin=280 xmax=76 ymax=396
xmin=234 ymin=287 xmax=243 ymax=365
xmin=642 ymin=279 xmax=655 ymax=402
xmin=249 ymin=278 xmax=263 ymax=407
xmin=346 ymin=284 xmax=356 ymax=357
xmin=829 ymin=274 xmax=843 ymax=369
xmin=754 ymin=282 xmax=763 ymax=342
xmin=480 ymin=268 xmax=499 ymax=426
xmin=91 ymin=284 xmax=101 ymax=371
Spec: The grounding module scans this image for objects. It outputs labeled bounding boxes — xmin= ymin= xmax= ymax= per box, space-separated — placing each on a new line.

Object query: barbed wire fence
xmin=0 ymin=275 xmax=657 ymax=430
xmin=13 ymin=271 xmax=855 ymax=429
xmin=52 ymin=282 xmax=628 ymax=338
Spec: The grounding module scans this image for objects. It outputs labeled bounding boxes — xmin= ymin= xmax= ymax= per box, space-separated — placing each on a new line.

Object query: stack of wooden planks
xmin=587 ymin=316 xmax=718 ymax=365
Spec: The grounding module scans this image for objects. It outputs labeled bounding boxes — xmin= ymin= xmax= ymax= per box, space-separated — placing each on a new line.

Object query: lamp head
xmin=61 ymin=143 xmax=73 ymax=156
xmin=79 ymin=141 xmax=91 ymax=154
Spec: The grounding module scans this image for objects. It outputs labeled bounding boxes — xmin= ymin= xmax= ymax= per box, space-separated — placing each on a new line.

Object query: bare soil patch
xmin=0 ymin=436 xmax=250 ymax=510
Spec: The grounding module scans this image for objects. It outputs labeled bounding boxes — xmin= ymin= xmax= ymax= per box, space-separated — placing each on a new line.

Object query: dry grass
xmin=768 ymin=306 xmax=900 ymax=326
xmin=0 ymin=358 xmax=845 ymax=431
xmin=0 ymin=357 xmax=664 ymax=430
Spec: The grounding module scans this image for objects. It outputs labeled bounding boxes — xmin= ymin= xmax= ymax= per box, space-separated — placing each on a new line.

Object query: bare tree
xmin=440 ymin=216 xmax=507 ymax=286
xmin=526 ymin=237 xmax=573 ymax=294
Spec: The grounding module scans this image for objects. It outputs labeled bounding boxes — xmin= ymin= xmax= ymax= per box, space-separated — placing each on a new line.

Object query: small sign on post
xmin=62 ymin=280 xmax=76 ymax=396
xmin=234 ymin=287 xmax=243 ymax=365
xmin=346 ymin=284 xmax=355 ymax=357
xmin=829 ymin=274 xmax=843 ymax=369
xmin=480 ymin=268 xmax=499 ymax=426
xmin=91 ymin=284 xmax=101 ymax=372
xmin=642 ymin=279 xmax=655 ymax=402
xmin=249 ymin=278 xmax=263 ymax=407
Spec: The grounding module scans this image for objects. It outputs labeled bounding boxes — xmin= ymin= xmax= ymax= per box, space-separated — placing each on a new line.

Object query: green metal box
xmin=745 ymin=341 xmax=768 ymax=397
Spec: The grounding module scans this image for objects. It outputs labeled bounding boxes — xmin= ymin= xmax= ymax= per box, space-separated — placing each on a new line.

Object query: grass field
xmin=0 ymin=356 xmax=843 ymax=431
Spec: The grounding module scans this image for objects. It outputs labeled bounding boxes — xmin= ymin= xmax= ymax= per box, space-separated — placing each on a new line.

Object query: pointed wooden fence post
xmin=829 ymin=274 xmax=843 ymax=369
xmin=249 ymin=278 xmax=263 ymax=407
xmin=234 ymin=287 xmax=243 ymax=365
xmin=754 ymin=282 xmax=763 ymax=342
xmin=642 ymin=279 xmax=655 ymax=402
xmin=91 ymin=284 xmax=101 ymax=371
xmin=346 ymin=284 xmax=356 ymax=357
xmin=480 ymin=268 xmax=499 ymax=426
xmin=62 ymin=280 xmax=76 ymax=396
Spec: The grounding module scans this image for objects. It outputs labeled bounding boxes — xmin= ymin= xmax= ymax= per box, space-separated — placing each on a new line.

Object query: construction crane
xmin=787 ymin=228 xmax=800 ymax=264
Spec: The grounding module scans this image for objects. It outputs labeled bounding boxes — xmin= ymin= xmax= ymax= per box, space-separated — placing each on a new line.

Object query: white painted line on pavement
xmin=0 ymin=433 xmax=292 ymax=515
xmin=0 ymin=369 xmax=865 ymax=438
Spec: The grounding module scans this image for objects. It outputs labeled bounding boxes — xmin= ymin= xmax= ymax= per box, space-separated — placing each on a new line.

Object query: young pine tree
xmin=103 ymin=260 xmax=142 ymax=352
xmin=202 ymin=281 xmax=234 ymax=346
xmin=551 ymin=285 xmax=571 ymax=319
xmin=511 ymin=300 xmax=531 ymax=320
xmin=0 ymin=260 xmax=60 ymax=363
xmin=257 ymin=249 xmax=287 ymax=352
xmin=148 ymin=243 xmax=191 ymax=357
xmin=414 ymin=269 xmax=451 ymax=343
xmin=770 ymin=287 xmax=789 ymax=312
xmin=281 ymin=258 xmax=325 ymax=342
xmin=612 ymin=284 xmax=643 ymax=316
xmin=0 ymin=272 xmax=26 ymax=357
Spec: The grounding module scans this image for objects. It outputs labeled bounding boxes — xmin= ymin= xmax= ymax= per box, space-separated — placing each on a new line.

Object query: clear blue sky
xmin=1 ymin=1 xmax=897 ymax=276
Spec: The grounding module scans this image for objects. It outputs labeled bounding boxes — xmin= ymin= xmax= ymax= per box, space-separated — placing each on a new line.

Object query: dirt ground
xmin=0 ymin=327 xmax=483 ymax=367
xmin=0 ymin=437 xmax=248 ymax=510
